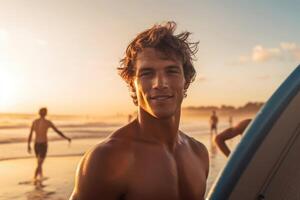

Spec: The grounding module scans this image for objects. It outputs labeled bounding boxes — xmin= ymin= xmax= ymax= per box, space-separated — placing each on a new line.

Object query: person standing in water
xmin=210 ymin=110 xmax=219 ymax=135
xmin=27 ymin=107 xmax=72 ymax=181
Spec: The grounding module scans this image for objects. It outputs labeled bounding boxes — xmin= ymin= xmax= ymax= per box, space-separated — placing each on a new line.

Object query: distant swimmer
xmin=70 ymin=21 xmax=209 ymax=200
xmin=210 ymin=110 xmax=219 ymax=135
xmin=27 ymin=107 xmax=72 ymax=182
xmin=214 ymin=119 xmax=252 ymax=157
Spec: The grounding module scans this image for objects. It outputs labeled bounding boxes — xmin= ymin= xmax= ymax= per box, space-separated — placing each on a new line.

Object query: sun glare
xmin=0 ymin=64 xmax=21 ymax=111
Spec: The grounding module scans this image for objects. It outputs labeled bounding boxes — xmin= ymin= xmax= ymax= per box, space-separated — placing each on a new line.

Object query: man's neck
xmin=136 ymin=108 xmax=182 ymax=152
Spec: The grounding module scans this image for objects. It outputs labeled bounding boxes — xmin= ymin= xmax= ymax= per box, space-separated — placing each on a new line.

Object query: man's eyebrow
xmin=136 ymin=67 xmax=153 ymax=75
xmin=165 ymin=65 xmax=181 ymax=70
xmin=138 ymin=67 xmax=153 ymax=72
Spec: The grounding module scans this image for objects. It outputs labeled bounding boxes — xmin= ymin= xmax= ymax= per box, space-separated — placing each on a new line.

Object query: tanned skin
xmin=27 ymin=109 xmax=71 ymax=180
xmin=214 ymin=119 xmax=252 ymax=157
xmin=70 ymin=48 xmax=209 ymax=200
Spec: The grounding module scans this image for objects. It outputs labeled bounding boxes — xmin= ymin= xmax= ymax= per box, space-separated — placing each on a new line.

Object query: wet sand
xmin=0 ymin=135 xmax=240 ymax=200
xmin=0 ymin=156 xmax=80 ymax=200
xmin=0 ymin=138 xmax=102 ymax=161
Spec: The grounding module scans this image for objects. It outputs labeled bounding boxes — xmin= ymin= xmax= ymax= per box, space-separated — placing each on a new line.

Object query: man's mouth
xmin=150 ymin=95 xmax=173 ymax=100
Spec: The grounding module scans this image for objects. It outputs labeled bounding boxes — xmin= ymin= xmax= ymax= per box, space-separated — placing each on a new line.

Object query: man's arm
xmin=69 ymin=140 xmax=130 ymax=200
xmin=49 ymin=121 xmax=71 ymax=142
xmin=27 ymin=122 xmax=34 ymax=154
xmin=215 ymin=119 xmax=252 ymax=157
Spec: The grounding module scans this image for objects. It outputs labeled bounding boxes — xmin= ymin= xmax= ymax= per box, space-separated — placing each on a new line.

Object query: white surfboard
xmin=207 ymin=65 xmax=300 ymax=200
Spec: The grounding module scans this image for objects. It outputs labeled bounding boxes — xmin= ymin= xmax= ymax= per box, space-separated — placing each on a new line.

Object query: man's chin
xmin=151 ymin=110 xmax=176 ymax=119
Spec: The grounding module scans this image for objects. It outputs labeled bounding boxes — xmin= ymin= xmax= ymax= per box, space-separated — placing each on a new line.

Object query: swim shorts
xmin=34 ymin=142 xmax=48 ymax=158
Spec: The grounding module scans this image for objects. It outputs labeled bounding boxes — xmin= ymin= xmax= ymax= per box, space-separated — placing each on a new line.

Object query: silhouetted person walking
xmin=27 ymin=107 xmax=71 ymax=182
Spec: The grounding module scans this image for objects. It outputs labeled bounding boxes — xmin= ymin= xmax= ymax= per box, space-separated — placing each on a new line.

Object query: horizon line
xmin=0 ymin=101 xmax=265 ymax=117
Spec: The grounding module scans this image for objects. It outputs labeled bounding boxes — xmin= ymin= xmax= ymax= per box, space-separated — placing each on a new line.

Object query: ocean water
xmin=0 ymin=113 xmax=232 ymax=144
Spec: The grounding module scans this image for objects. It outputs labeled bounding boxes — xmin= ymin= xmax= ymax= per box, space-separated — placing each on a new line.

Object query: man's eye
xmin=140 ymin=71 xmax=152 ymax=76
xmin=167 ymin=69 xmax=180 ymax=74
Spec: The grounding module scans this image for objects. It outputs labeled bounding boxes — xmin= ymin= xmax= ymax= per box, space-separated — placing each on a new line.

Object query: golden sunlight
xmin=0 ymin=65 xmax=20 ymax=110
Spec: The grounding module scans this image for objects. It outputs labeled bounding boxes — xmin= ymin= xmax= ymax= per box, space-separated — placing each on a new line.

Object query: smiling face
xmin=133 ymin=48 xmax=186 ymax=119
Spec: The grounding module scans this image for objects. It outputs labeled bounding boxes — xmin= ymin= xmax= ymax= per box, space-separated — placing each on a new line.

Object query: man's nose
xmin=153 ymin=73 xmax=168 ymax=89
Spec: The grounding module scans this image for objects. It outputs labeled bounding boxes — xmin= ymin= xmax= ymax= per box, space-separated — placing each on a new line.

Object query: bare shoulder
xmin=181 ymin=133 xmax=208 ymax=157
xmin=181 ymin=132 xmax=209 ymax=175
xmin=80 ymin=121 xmax=137 ymax=177
xmin=45 ymin=119 xmax=53 ymax=126
xmin=80 ymin=136 xmax=134 ymax=178
xmin=238 ymin=118 xmax=252 ymax=128
xmin=235 ymin=118 xmax=252 ymax=133
xmin=70 ymin=123 xmax=135 ymax=199
xmin=108 ymin=119 xmax=138 ymax=140
xmin=32 ymin=119 xmax=38 ymax=126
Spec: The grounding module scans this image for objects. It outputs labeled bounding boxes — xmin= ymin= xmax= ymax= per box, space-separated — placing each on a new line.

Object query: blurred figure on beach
xmin=209 ymin=110 xmax=219 ymax=152
xmin=70 ymin=21 xmax=209 ymax=200
xmin=228 ymin=115 xmax=233 ymax=128
xmin=128 ymin=114 xmax=132 ymax=122
xmin=128 ymin=111 xmax=138 ymax=122
xmin=210 ymin=110 xmax=219 ymax=135
xmin=215 ymin=118 xmax=252 ymax=157
xmin=27 ymin=107 xmax=72 ymax=182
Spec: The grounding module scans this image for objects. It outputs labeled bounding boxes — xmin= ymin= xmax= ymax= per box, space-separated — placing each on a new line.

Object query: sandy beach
xmin=0 ymin=156 xmax=80 ymax=200
xmin=0 ymin=133 xmax=240 ymax=200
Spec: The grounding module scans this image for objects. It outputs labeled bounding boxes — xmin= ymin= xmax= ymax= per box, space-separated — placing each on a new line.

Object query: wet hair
xmin=39 ymin=107 xmax=47 ymax=117
xmin=118 ymin=21 xmax=199 ymax=105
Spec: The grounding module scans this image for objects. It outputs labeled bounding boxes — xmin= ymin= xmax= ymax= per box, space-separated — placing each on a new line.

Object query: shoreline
xmin=0 ymin=138 xmax=104 ymax=162
xmin=0 ymin=134 xmax=109 ymax=145
xmin=0 ymin=128 xmax=214 ymax=145
xmin=0 ymin=153 xmax=84 ymax=162
xmin=0 ymin=132 xmax=213 ymax=161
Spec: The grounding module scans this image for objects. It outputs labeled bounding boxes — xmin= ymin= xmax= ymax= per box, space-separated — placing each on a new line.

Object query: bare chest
xmin=125 ymin=145 xmax=207 ymax=200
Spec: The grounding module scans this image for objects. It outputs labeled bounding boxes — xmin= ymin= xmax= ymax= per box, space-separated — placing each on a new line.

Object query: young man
xmin=70 ymin=22 xmax=209 ymax=200
xmin=27 ymin=107 xmax=71 ymax=181
xmin=214 ymin=118 xmax=252 ymax=157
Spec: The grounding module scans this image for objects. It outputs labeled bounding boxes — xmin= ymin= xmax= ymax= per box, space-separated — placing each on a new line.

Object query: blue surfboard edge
xmin=207 ymin=64 xmax=300 ymax=199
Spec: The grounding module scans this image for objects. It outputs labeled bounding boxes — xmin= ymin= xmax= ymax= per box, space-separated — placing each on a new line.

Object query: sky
xmin=0 ymin=0 xmax=299 ymax=115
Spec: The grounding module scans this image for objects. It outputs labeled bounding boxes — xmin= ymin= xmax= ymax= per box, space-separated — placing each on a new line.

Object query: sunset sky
xmin=0 ymin=0 xmax=299 ymax=115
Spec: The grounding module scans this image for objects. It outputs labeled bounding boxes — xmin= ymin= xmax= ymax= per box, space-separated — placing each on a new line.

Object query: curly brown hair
xmin=118 ymin=21 xmax=198 ymax=105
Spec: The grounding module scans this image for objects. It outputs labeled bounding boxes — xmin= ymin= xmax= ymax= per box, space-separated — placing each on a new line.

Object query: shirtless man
xmin=210 ymin=110 xmax=219 ymax=135
xmin=70 ymin=22 xmax=209 ymax=200
xmin=214 ymin=118 xmax=252 ymax=157
xmin=27 ymin=107 xmax=71 ymax=181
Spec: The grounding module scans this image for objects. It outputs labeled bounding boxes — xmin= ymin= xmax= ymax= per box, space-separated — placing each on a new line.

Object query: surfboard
xmin=207 ymin=64 xmax=300 ymax=200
